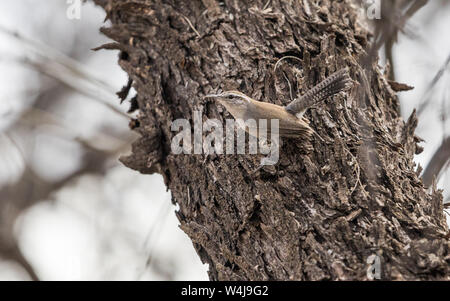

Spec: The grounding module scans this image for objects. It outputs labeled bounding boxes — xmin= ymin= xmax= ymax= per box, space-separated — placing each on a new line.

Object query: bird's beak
xmin=204 ymin=94 xmax=224 ymax=102
xmin=204 ymin=94 xmax=221 ymax=99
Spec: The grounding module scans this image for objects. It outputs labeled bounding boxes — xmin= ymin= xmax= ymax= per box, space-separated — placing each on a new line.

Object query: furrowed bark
xmin=93 ymin=0 xmax=449 ymax=280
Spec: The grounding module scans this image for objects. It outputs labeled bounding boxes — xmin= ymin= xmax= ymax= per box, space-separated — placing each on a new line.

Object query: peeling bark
xmin=93 ymin=0 xmax=449 ymax=280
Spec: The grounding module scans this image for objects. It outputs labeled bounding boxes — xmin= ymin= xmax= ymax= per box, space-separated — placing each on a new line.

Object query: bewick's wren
xmin=205 ymin=68 xmax=352 ymax=139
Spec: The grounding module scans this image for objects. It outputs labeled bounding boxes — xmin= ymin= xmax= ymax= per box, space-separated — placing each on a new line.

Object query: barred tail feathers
xmin=286 ymin=68 xmax=352 ymax=116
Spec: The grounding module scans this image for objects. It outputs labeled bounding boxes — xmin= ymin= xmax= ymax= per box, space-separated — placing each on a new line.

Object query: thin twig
xmin=274 ymin=56 xmax=303 ymax=73
xmin=182 ymin=16 xmax=201 ymax=38
xmin=422 ymin=137 xmax=450 ymax=187
xmin=417 ymin=52 xmax=450 ymax=115
xmin=345 ymin=148 xmax=362 ymax=195
xmin=0 ymin=25 xmax=114 ymax=94
xmin=0 ymin=25 xmax=128 ymax=118
xmin=139 ymin=200 xmax=172 ymax=280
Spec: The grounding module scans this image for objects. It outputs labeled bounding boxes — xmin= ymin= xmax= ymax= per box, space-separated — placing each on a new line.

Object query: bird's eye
xmin=227 ymin=95 xmax=233 ymax=99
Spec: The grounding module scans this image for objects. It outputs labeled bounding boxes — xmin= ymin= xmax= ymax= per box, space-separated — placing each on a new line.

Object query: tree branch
xmin=422 ymin=137 xmax=450 ymax=187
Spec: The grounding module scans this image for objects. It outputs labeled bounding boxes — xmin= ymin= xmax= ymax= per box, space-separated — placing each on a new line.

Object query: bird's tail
xmin=286 ymin=68 xmax=352 ymax=117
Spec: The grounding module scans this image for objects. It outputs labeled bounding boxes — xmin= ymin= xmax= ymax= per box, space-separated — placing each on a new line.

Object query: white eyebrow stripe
xmin=222 ymin=91 xmax=252 ymax=102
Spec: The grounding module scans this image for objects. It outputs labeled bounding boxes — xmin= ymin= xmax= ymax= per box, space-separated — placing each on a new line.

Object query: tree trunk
xmin=93 ymin=0 xmax=449 ymax=280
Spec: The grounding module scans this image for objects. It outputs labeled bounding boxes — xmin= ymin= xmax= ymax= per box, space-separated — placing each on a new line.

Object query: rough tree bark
xmin=93 ymin=0 xmax=449 ymax=280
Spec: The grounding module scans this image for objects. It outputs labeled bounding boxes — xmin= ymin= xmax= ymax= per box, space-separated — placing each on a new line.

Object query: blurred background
xmin=0 ymin=0 xmax=448 ymax=280
xmin=0 ymin=0 xmax=207 ymax=280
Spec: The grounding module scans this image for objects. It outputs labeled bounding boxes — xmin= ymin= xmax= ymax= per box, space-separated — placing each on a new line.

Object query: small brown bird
xmin=205 ymin=68 xmax=352 ymax=139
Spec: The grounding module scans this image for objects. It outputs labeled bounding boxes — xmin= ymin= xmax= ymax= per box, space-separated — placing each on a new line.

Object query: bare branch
xmin=417 ymin=53 xmax=450 ymax=115
xmin=0 ymin=25 xmax=129 ymax=119
xmin=422 ymin=137 xmax=450 ymax=187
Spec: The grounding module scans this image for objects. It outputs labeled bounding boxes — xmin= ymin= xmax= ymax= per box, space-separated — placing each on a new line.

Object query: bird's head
xmin=204 ymin=90 xmax=252 ymax=108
